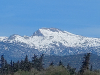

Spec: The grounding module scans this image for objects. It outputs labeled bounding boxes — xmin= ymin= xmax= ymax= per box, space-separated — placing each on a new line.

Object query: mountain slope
xmin=0 ymin=28 xmax=100 ymax=60
xmin=43 ymin=53 xmax=100 ymax=71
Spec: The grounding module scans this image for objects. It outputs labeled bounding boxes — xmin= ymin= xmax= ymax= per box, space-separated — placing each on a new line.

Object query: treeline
xmin=0 ymin=54 xmax=44 ymax=75
xmin=0 ymin=53 xmax=100 ymax=75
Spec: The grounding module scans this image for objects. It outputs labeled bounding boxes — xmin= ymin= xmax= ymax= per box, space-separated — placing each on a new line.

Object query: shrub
xmin=82 ymin=70 xmax=100 ymax=75
xmin=43 ymin=66 xmax=70 ymax=75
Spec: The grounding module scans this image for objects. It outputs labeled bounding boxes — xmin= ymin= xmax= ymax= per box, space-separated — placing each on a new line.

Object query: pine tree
xmin=67 ymin=63 xmax=76 ymax=75
xmin=58 ymin=60 xmax=63 ymax=66
xmin=13 ymin=61 xmax=19 ymax=72
xmin=10 ymin=60 xmax=13 ymax=72
xmin=32 ymin=54 xmax=44 ymax=71
xmin=0 ymin=55 xmax=5 ymax=74
xmin=24 ymin=55 xmax=28 ymax=71
xmin=79 ymin=53 xmax=91 ymax=75
xmin=49 ymin=61 xmax=54 ymax=66
xmin=24 ymin=55 xmax=31 ymax=71
xmin=16 ymin=61 xmax=20 ymax=71
xmin=32 ymin=54 xmax=38 ymax=68
xmin=10 ymin=60 xmax=14 ymax=75
xmin=38 ymin=54 xmax=44 ymax=70
xmin=67 ymin=63 xmax=71 ymax=70
xmin=90 ymin=64 xmax=93 ymax=71
xmin=20 ymin=60 xmax=24 ymax=71
xmin=4 ymin=60 xmax=9 ymax=74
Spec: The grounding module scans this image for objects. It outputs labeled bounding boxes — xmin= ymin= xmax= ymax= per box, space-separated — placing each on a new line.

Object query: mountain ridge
xmin=0 ymin=28 xmax=100 ymax=60
xmin=1 ymin=28 xmax=100 ymax=48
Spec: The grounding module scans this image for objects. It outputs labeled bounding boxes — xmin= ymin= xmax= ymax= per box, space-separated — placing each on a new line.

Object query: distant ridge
xmin=0 ymin=28 xmax=100 ymax=60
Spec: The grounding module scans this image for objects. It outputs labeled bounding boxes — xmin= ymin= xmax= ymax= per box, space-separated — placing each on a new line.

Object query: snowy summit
xmin=0 ymin=28 xmax=100 ymax=57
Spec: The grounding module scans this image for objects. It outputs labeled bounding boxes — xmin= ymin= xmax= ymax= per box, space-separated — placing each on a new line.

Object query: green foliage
xmin=90 ymin=64 xmax=93 ymax=71
xmin=37 ymin=66 xmax=70 ymax=75
xmin=83 ymin=70 xmax=100 ymax=75
xmin=32 ymin=54 xmax=44 ymax=71
xmin=1 ymin=67 xmax=100 ymax=75
xmin=67 ymin=63 xmax=76 ymax=75
xmin=14 ymin=70 xmax=31 ymax=75
xmin=49 ymin=61 xmax=54 ymax=66
xmin=23 ymin=55 xmax=31 ymax=71
xmin=13 ymin=66 xmax=70 ymax=75
xmin=14 ymin=69 xmax=40 ymax=75
xmin=58 ymin=60 xmax=63 ymax=66
xmin=1 ymin=53 xmax=100 ymax=75
xmin=79 ymin=53 xmax=91 ymax=75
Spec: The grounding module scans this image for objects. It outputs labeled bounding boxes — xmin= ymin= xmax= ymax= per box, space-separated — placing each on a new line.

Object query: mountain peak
xmin=32 ymin=28 xmax=62 ymax=36
xmin=0 ymin=36 xmax=8 ymax=42
xmin=32 ymin=29 xmax=44 ymax=36
xmin=1 ymin=27 xmax=100 ymax=57
xmin=40 ymin=28 xmax=62 ymax=32
xmin=8 ymin=34 xmax=21 ymax=40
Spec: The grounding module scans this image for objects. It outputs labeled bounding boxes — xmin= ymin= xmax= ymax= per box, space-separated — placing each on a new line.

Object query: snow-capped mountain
xmin=0 ymin=28 xmax=100 ymax=60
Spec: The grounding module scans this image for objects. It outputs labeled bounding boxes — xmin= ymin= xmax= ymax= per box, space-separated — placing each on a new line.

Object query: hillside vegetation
xmin=0 ymin=53 xmax=100 ymax=75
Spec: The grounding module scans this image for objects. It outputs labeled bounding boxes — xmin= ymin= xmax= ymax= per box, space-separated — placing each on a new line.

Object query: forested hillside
xmin=0 ymin=53 xmax=100 ymax=75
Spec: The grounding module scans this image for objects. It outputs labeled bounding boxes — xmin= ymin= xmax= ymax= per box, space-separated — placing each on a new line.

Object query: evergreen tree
xmin=10 ymin=60 xmax=13 ymax=72
xmin=20 ymin=60 xmax=24 ymax=71
xmin=24 ymin=55 xmax=28 ymax=71
xmin=58 ymin=60 xmax=63 ymax=66
xmin=16 ymin=61 xmax=20 ymax=71
xmin=67 ymin=63 xmax=76 ymax=75
xmin=12 ymin=62 xmax=16 ymax=72
xmin=90 ymin=64 xmax=93 ymax=71
xmin=32 ymin=54 xmax=39 ymax=70
xmin=32 ymin=54 xmax=38 ymax=68
xmin=10 ymin=60 xmax=14 ymax=75
xmin=13 ymin=61 xmax=19 ymax=72
xmin=24 ymin=55 xmax=31 ymax=71
xmin=67 ymin=63 xmax=71 ymax=70
xmin=4 ymin=60 xmax=9 ymax=74
xmin=79 ymin=53 xmax=91 ymax=75
xmin=49 ymin=61 xmax=54 ymax=66
xmin=0 ymin=55 xmax=5 ymax=74
xmin=32 ymin=54 xmax=44 ymax=71
xmin=38 ymin=54 xmax=44 ymax=70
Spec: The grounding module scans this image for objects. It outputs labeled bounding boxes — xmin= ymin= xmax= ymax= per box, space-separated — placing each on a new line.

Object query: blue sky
xmin=0 ymin=0 xmax=100 ymax=38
